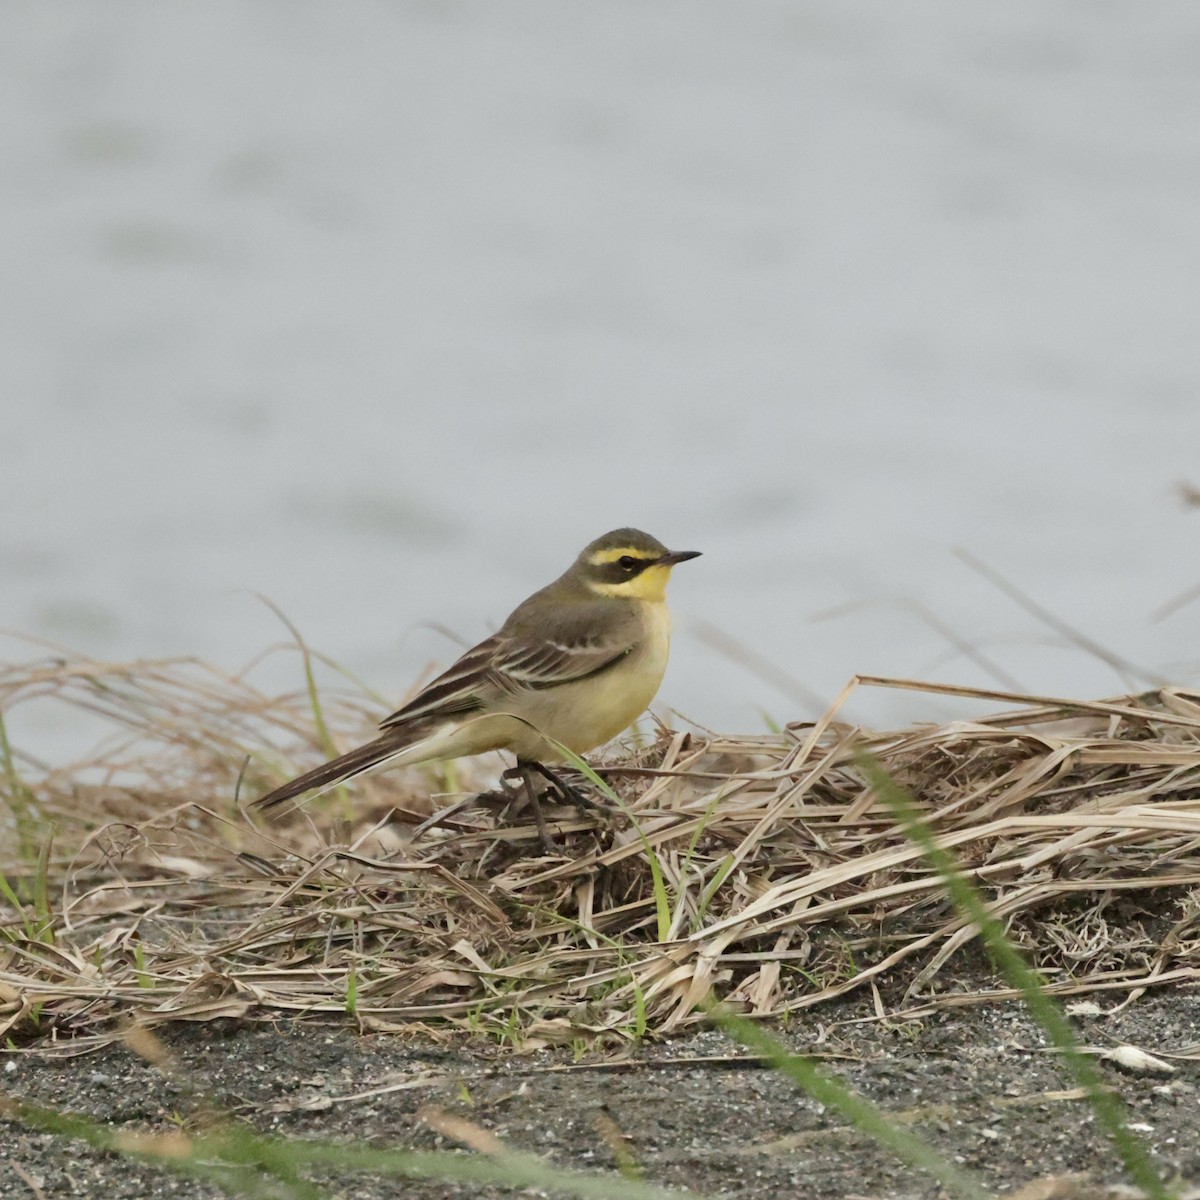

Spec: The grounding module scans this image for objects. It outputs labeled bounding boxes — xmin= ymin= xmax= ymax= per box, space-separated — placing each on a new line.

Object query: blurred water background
xmin=3 ymin=1 xmax=1200 ymax=762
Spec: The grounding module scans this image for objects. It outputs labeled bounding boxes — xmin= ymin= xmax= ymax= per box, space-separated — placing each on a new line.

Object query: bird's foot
xmin=501 ymin=763 xmax=608 ymax=813
xmin=501 ymin=763 xmax=553 ymax=851
xmin=534 ymin=763 xmax=608 ymax=812
xmin=497 ymin=761 xmax=611 ymax=850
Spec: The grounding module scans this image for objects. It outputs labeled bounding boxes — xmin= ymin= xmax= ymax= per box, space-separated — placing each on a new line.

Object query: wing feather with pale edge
xmin=379 ymin=607 xmax=639 ymax=731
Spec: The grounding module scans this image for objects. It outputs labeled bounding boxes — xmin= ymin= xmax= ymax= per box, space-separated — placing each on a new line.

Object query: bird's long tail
xmin=252 ymin=735 xmax=407 ymax=811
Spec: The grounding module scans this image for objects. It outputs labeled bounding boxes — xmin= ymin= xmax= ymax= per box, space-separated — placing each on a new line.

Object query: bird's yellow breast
xmin=502 ymin=599 xmax=672 ymax=760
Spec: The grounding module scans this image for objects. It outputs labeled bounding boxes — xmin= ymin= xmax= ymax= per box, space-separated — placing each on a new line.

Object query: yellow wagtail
xmin=253 ymin=527 xmax=700 ymax=816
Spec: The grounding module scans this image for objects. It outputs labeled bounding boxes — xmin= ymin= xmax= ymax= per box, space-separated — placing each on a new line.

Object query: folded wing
xmin=380 ymin=614 xmax=639 ymax=730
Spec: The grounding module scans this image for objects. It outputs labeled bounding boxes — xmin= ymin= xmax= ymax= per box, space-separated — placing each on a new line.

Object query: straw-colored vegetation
xmin=3 ymin=647 xmax=1200 ymax=1051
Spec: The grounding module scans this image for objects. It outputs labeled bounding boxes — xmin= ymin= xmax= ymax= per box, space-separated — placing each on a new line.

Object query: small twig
xmin=954 ymin=547 xmax=1164 ymax=688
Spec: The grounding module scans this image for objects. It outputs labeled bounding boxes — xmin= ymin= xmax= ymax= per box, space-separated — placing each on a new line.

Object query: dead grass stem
xmin=3 ymin=650 xmax=1200 ymax=1051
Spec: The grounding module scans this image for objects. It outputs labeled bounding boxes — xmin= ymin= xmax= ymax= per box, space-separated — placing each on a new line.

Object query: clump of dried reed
xmin=3 ymin=649 xmax=1200 ymax=1052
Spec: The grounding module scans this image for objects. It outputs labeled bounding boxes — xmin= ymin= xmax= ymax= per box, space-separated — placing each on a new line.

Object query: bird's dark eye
xmin=618 ymin=555 xmax=638 ymax=572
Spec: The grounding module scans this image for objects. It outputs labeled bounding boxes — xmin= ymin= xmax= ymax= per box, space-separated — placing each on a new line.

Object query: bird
xmin=251 ymin=527 xmax=701 ymax=827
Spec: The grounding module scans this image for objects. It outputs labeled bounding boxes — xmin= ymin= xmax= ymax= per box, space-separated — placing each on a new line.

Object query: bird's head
xmin=572 ymin=527 xmax=701 ymax=602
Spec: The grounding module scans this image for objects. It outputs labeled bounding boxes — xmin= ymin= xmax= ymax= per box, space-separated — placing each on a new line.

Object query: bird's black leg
xmin=512 ymin=760 xmax=555 ymax=852
xmin=498 ymin=761 xmax=606 ymax=848
xmin=531 ymin=762 xmax=603 ymax=812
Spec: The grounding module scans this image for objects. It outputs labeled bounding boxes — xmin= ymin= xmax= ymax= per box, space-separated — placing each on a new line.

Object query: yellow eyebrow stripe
xmin=588 ymin=547 xmax=660 ymax=565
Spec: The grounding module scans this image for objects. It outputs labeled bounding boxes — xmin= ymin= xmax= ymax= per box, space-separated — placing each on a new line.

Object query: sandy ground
xmin=4 ymin=982 xmax=1199 ymax=1200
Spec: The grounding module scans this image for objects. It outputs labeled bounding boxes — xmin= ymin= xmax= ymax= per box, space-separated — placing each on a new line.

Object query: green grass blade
xmin=857 ymin=753 xmax=1168 ymax=1200
xmin=255 ymin=595 xmax=338 ymax=761
xmin=2 ymin=1094 xmax=710 ymax=1200
xmin=0 ymin=869 xmax=33 ymax=941
xmin=0 ymin=707 xmax=42 ymax=860
xmin=710 ymin=1007 xmax=993 ymax=1200
xmin=27 ymin=829 xmax=55 ymax=946
xmin=695 ymin=853 xmax=736 ymax=926
xmin=549 ymin=743 xmax=673 ymax=943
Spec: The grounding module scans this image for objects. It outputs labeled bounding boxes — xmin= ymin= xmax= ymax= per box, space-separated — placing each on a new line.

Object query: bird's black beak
xmin=660 ymin=549 xmax=702 ymax=566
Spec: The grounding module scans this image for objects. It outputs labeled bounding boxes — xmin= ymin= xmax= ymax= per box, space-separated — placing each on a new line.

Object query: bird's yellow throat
xmin=587 ymin=562 xmax=674 ymax=602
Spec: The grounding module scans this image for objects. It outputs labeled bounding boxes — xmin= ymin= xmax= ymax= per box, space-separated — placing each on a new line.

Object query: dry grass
xmin=3 ymin=648 xmax=1200 ymax=1053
